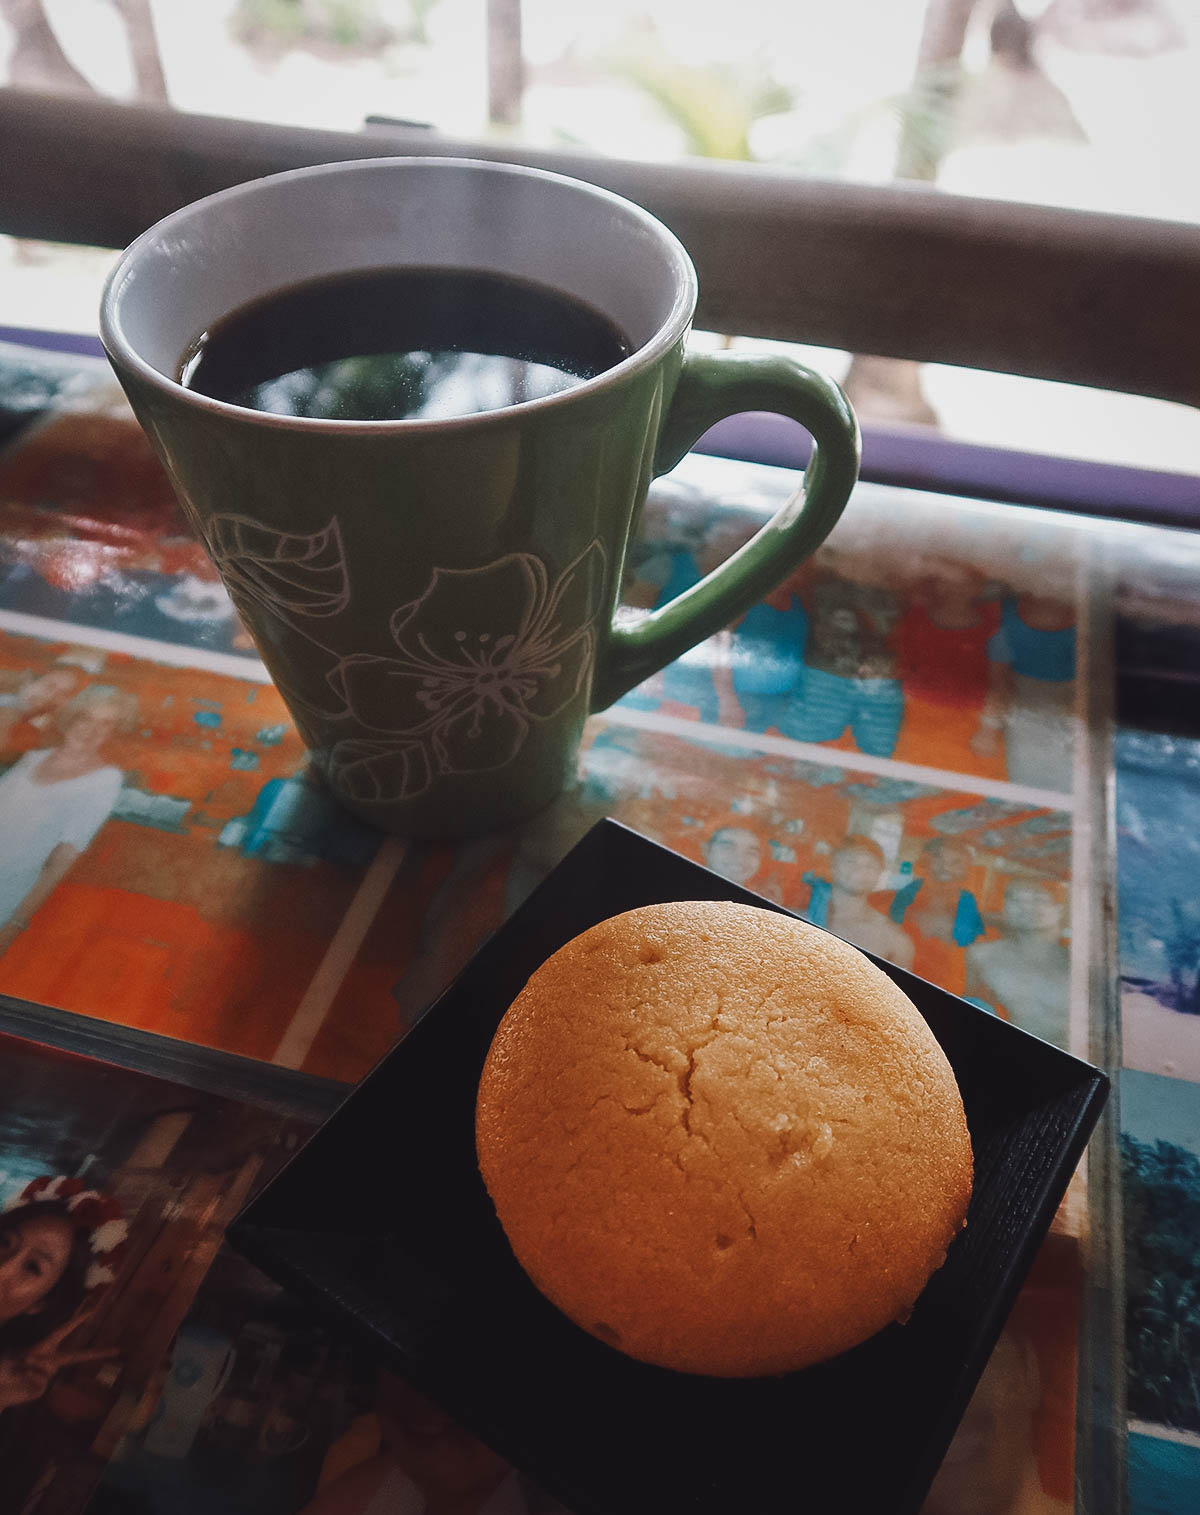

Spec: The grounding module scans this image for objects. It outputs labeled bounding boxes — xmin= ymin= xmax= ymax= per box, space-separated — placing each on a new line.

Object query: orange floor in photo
xmin=1 ymin=877 xmax=340 ymax=1064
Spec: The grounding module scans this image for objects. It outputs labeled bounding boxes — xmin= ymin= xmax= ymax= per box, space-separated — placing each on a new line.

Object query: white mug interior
xmin=102 ymin=157 xmax=697 ymax=404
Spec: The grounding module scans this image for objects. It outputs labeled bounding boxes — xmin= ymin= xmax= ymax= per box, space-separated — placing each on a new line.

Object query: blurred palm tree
xmin=603 ymin=25 xmax=794 ymax=161
xmin=589 ymin=5 xmax=1089 ymax=427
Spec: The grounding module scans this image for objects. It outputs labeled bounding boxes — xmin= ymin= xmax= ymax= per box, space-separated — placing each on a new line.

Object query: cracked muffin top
xmin=475 ymin=899 xmax=972 ymax=1378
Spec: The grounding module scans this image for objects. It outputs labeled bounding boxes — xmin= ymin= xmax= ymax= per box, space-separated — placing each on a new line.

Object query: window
xmin=3 ymin=0 xmax=1199 ymax=477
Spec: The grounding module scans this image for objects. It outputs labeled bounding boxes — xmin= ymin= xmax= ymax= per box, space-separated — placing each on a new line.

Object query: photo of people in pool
xmin=371 ymin=719 xmax=1075 ymax=1053
xmin=618 ymin=459 xmax=1082 ymax=795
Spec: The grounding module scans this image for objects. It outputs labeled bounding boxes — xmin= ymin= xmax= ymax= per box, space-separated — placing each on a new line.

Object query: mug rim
xmin=99 ymin=155 xmax=699 ymax=435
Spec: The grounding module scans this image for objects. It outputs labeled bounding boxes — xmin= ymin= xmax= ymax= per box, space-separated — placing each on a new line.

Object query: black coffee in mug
xmin=180 ymin=266 xmax=632 ymax=422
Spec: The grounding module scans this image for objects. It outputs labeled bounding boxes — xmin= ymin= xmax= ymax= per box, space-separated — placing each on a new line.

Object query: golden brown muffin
xmin=475 ymin=900 xmax=972 ymax=1377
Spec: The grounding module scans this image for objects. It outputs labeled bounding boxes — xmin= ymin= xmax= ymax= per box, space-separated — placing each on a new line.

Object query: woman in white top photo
xmin=0 ymin=684 xmax=136 ymax=956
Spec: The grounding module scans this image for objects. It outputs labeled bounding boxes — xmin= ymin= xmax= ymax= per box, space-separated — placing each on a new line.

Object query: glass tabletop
xmin=0 ymin=331 xmax=1196 ymax=1514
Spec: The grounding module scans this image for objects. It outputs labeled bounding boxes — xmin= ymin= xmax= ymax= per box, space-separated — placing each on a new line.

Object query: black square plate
xmin=230 ymin=819 xmax=1109 ymax=1515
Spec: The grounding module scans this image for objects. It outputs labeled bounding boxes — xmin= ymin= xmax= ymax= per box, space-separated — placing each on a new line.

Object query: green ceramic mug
xmin=101 ymin=157 xmax=859 ymax=838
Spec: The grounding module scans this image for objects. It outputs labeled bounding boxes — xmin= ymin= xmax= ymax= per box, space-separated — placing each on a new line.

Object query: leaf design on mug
xmin=206 ymin=514 xmax=350 ymax=620
xmin=324 ymin=542 xmax=607 ymax=794
xmin=326 ymin=735 xmax=433 ymax=805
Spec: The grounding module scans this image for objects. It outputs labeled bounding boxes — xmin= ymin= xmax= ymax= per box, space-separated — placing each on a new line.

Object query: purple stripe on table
xmin=0 ymin=324 xmax=106 ymax=358
xmin=696 ymin=412 xmax=1200 ymax=530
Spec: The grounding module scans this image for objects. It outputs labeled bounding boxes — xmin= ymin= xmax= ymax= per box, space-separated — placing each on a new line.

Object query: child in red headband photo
xmin=0 ymin=1175 xmax=126 ymax=1413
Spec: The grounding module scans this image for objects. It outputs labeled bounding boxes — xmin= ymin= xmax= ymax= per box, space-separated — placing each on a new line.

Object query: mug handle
xmin=591 ymin=351 xmax=859 ymax=711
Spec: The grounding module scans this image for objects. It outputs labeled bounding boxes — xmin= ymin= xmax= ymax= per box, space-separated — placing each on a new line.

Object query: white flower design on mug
xmin=206 ymin=514 xmax=350 ymax=620
xmin=326 ymin=541 xmax=607 ymax=802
